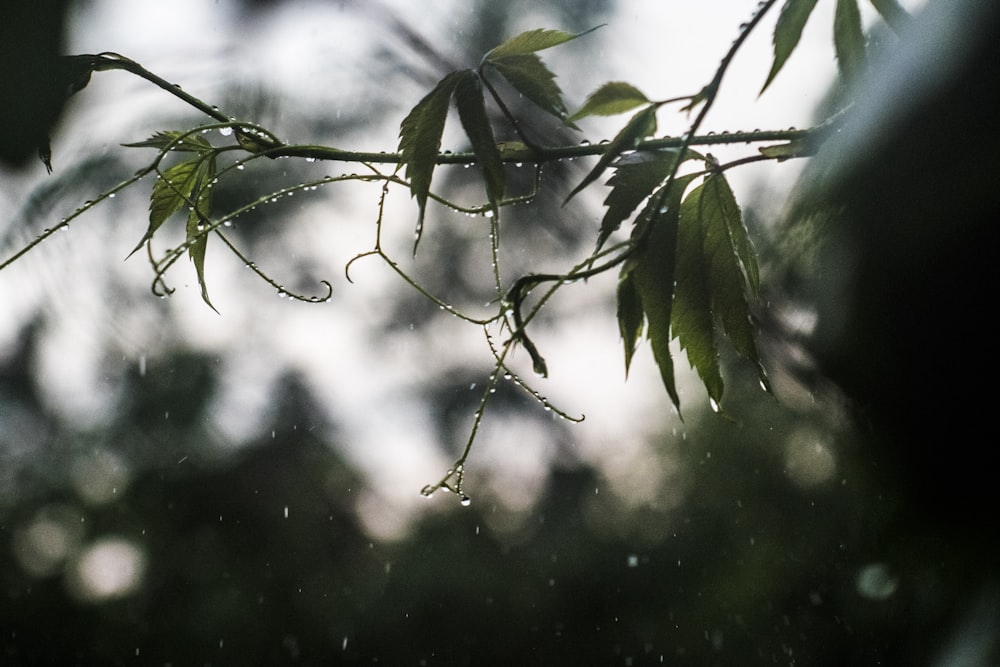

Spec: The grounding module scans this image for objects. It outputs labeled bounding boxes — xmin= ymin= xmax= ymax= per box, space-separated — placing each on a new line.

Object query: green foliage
xmin=397 ymin=70 xmax=465 ymax=248
xmin=833 ymin=0 xmax=866 ymax=84
xmin=568 ymin=81 xmax=650 ymax=122
xmin=565 ymin=104 xmax=658 ymax=203
xmin=1 ymin=3 xmax=898 ymax=496
xmin=762 ymin=0 xmax=820 ymax=93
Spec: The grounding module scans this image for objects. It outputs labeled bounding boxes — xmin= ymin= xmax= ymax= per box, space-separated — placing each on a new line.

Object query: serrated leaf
xmin=486 ymin=54 xmax=576 ymax=128
xmin=185 ymin=155 xmax=218 ymax=312
xmin=616 ymin=269 xmax=644 ymax=377
xmin=834 ymin=0 xmax=865 ymax=85
xmin=397 ymin=70 xmax=466 ymax=250
xmin=129 ymin=156 xmax=210 ymax=256
xmin=123 ymin=130 xmax=214 ymax=153
xmin=483 ymin=26 xmax=601 ymax=61
xmin=569 ymin=82 xmax=650 ymax=122
xmin=629 ymin=175 xmax=696 ymax=410
xmin=698 ymin=175 xmax=758 ymax=365
xmin=454 ymin=71 xmax=505 ymax=207
xmin=565 ymin=104 xmax=657 ymax=204
xmin=672 ymin=182 xmax=724 ymax=404
xmin=761 ymin=0 xmax=820 ymax=93
xmin=597 ymin=152 xmax=676 ymax=251
xmin=704 ymin=174 xmax=759 ymax=297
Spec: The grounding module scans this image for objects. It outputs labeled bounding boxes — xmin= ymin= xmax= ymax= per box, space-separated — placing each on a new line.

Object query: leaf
xmin=596 ymin=152 xmax=676 ymax=251
xmin=123 ymin=130 xmax=214 ymax=153
xmin=568 ymin=82 xmax=650 ymax=122
xmin=565 ymin=104 xmax=657 ymax=204
xmin=698 ymin=175 xmax=758 ymax=364
xmin=185 ymin=155 xmax=218 ymax=312
xmin=486 ymin=54 xmax=576 ymax=128
xmin=483 ymin=26 xmax=601 ymax=61
xmin=616 ymin=269 xmax=644 ymax=378
xmin=834 ymin=0 xmax=866 ymax=85
xmin=397 ymin=70 xmax=466 ymax=250
xmin=704 ymin=174 xmax=759 ymax=297
xmin=761 ymin=0 xmax=820 ymax=93
xmin=454 ymin=71 xmax=505 ymax=207
xmin=672 ymin=182 xmax=724 ymax=404
xmin=129 ymin=155 xmax=210 ymax=256
xmin=627 ymin=174 xmax=696 ymax=410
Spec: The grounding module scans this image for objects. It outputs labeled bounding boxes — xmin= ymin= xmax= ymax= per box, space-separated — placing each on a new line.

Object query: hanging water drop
xmin=460 ymin=495 xmax=472 ymax=507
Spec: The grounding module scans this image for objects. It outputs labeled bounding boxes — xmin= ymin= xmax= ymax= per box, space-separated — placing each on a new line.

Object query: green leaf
xmin=486 ymin=54 xmax=575 ymax=127
xmin=483 ymin=26 xmax=601 ymax=61
xmin=761 ymin=0 xmax=820 ymax=93
xmin=130 ymin=155 xmax=210 ymax=256
xmin=672 ymin=182 xmax=724 ymax=404
xmin=397 ymin=70 xmax=466 ymax=250
xmin=834 ymin=0 xmax=866 ymax=85
xmin=568 ymin=82 xmax=650 ymax=122
xmin=698 ymin=175 xmax=758 ymax=365
xmin=596 ymin=152 xmax=676 ymax=251
xmin=185 ymin=155 xmax=218 ymax=312
xmin=616 ymin=270 xmax=644 ymax=377
xmin=629 ymin=174 xmax=696 ymax=410
xmin=704 ymin=174 xmax=759 ymax=297
xmin=123 ymin=130 xmax=214 ymax=153
xmin=454 ymin=71 xmax=505 ymax=207
xmin=565 ymin=104 xmax=657 ymax=204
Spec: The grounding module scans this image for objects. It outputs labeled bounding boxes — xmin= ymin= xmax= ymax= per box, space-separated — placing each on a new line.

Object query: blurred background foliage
xmin=1 ymin=0 xmax=997 ymax=665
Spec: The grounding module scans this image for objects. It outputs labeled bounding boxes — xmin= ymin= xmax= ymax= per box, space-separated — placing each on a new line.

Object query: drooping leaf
xmin=704 ymin=174 xmax=759 ymax=297
xmin=628 ymin=174 xmax=697 ymax=410
xmin=565 ymin=104 xmax=657 ymax=204
xmin=671 ymin=182 xmax=724 ymax=404
xmin=698 ymin=175 xmax=758 ymax=366
xmin=454 ymin=71 xmax=505 ymax=208
xmin=597 ymin=151 xmax=678 ymax=251
xmin=123 ymin=130 xmax=214 ymax=153
xmin=185 ymin=155 xmax=217 ymax=312
xmin=568 ymin=82 xmax=650 ymax=123
xmin=130 ymin=155 xmax=211 ymax=256
xmin=397 ymin=70 xmax=466 ymax=250
xmin=834 ymin=0 xmax=866 ymax=85
xmin=483 ymin=26 xmax=601 ymax=61
xmin=761 ymin=0 xmax=820 ymax=93
xmin=485 ymin=54 xmax=576 ymax=128
xmin=616 ymin=269 xmax=644 ymax=377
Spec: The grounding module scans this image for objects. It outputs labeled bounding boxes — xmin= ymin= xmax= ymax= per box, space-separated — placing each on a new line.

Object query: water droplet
xmin=236 ymin=164 xmax=245 ymax=171
xmin=305 ymin=157 xmax=316 ymax=163
xmin=627 ymin=554 xmax=639 ymax=568
xmin=420 ymin=485 xmax=435 ymax=497
xmin=460 ymin=495 xmax=472 ymax=507
xmin=709 ymin=398 xmax=720 ymax=413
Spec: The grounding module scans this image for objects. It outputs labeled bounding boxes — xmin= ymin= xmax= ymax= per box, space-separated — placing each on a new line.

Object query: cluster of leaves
xmin=2 ymin=0 xmax=911 ymax=497
xmin=397 ymin=26 xmax=598 ymax=248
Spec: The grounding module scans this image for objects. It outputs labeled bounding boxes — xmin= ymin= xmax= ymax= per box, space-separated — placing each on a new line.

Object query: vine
xmin=0 ymin=0 xmax=907 ymax=502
